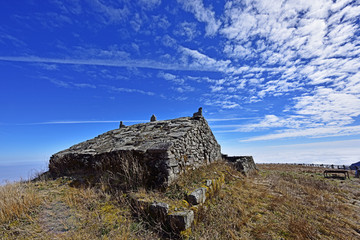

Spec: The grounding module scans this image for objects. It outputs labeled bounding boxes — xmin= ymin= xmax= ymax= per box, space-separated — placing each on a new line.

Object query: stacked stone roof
xmin=49 ymin=112 xmax=222 ymax=187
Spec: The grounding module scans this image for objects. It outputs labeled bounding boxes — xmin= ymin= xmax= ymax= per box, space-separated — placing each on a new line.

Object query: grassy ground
xmin=1 ymin=163 xmax=359 ymax=239
xmin=191 ymin=164 xmax=360 ymax=239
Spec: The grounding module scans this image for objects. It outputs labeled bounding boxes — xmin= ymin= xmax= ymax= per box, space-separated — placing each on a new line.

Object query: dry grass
xmin=49 ymin=151 xmax=150 ymax=191
xmin=0 ymin=178 xmax=157 ymax=240
xmin=1 ymin=163 xmax=360 ymax=239
xmin=0 ymin=182 xmax=43 ymax=223
xmin=191 ymin=164 xmax=360 ymax=239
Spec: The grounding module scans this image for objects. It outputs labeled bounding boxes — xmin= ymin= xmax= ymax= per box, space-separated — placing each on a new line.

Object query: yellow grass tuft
xmin=0 ymin=181 xmax=43 ymax=223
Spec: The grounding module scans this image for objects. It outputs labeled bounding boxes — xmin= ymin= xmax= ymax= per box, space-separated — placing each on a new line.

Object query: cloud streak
xmin=0 ymin=55 xmax=229 ymax=72
xmin=14 ymin=120 xmax=147 ymax=125
xmin=240 ymin=125 xmax=360 ymax=142
xmin=12 ymin=117 xmax=255 ymax=126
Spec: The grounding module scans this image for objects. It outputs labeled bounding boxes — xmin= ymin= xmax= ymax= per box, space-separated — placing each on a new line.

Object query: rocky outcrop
xmin=49 ymin=114 xmax=222 ymax=188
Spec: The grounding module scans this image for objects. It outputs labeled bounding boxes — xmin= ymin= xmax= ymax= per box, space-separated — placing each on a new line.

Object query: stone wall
xmin=166 ymin=117 xmax=222 ymax=183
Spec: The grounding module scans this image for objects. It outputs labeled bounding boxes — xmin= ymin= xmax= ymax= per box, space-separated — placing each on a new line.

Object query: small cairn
xmin=192 ymin=107 xmax=203 ymax=119
xmin=150 ymin=114 xmax=157 ymax=122
xmin=119 ymin=121 xmax=125 ymax=129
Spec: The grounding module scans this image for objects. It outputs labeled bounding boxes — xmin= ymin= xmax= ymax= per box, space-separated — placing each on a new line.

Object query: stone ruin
xmin=49 ymin=108 xmax=223 ymax=188
xmin=48 ymin=108 xmax=258 ymax=233
xmin=48 ymin=108 xmax=257 ymax=189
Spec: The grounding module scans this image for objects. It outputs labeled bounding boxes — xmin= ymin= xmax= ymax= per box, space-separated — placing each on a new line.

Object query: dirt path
xmin=38 ymin=200 xmax=77 ymax=235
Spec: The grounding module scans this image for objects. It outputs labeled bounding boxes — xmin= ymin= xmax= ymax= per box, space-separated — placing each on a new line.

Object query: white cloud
xmin=173 ymin=22 xmax=199 ymax=41
xmin=212 ymin=0 xmax=360 ymax=141
xmin=179 ymin=46 xmax=231 ymax=72
xmin=161 ymin=35 xmax=177 ymax=47
xmin=173 ymin=86 xmax=195 ymax=93
xmin=104 ymin=85 xmax=155 ymax=96
xmin=43 ymin=76 xmax=152 ymax=96
xmin=0 ymin=55 xmax=228 ymax=72
xmin=0 ymin=33 xmax=27 ymax=47
xmin=157 ymin=71 xmax=196 ymax=92
xmin=45 ymin=77 xmax=97 ymax=89
xmin=72 ymin=83 xmax=96 ymax=89
xmin=210 ymin=85 xmax=223 ymax=92
xmin=35 ymin=63 xmax=58 ymax=70
xmin=214 ymin=115 xmax=310 ymax=133
xmin=293 ymin=87 xmax=360 ymax=125
xmin=89 ymin=0 xmax=130 ymax=24
xmin=177 ymin=0 xmax=221 ymax=36
xmin=21 ymin=120 xmax=147 ymax=125
xmin=157 ymin=71 xmax=185 ymax=84
xmin=221 ymin=0 xmax=360 ymax=77
xmin=203 ymin=97 xmax=240 ymax=109
xmin=240 ymin=125 xmax=360 ymax=142
xmin=152 ymin=15 xmax=170 ymax=30
xmin=138 ymin=0 xmax=161 ymax=10
xmin=49 ymin=78 xmax=70 ymax=88
xmin=223 ymin=44 xmax=253 ymax=59
xmin=207 ymin=117 xmax=260 ymax=122
xmin=130 ymin=13 xmax=142 ymax=32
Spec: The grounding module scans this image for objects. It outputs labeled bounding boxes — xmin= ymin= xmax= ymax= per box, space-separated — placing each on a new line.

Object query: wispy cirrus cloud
xmin=138 ymin=0 xmax=161 ymax=11
xmin=15 ymin=120 xmax=146 ymax=125
xmin=157 ymin=71 xmax=195 ymax=93
xmin=173 ymin=21 xmax=199 ymax=41
xmin=178 ymin=46 xmax=231 ymax=72
xmin=13 ymin=117 xmax=252 ymax=126
xmin=240 ymin=125 xmax=360 ymax=142
xmin=293 ymin=87 xmax=360 ymax=126
xmin=201 ymin=0 xmax=360 ymax=141
xmin=0 ymin=55 xmax=231 ymax=72
xmin=89 ymin=0 xmax=130 ymax=24
xmin=46 ymin=78 xmax=97 ymax=89
xmin=103 ymin=85 xmax=155 ymax=96
xmin=2 ymin=0 xmax=360 ymax=144
xmin=220 ymin=0 xmax=360 ymax=88
xmin=40 ymin=76 xmax=154 ymax=96
xmin=177 ymin=0 xmax=221 ymax=36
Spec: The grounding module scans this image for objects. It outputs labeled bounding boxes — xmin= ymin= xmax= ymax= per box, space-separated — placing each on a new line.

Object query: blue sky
xmin=1 ymin=0 xmax=360 ymax=181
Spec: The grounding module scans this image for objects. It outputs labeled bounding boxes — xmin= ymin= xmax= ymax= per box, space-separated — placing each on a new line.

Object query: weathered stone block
xmin=205 ymin=179 xmax=212 ymax=187
xmin=187 ymin=187 xmax=207 ymax=205
xmin=168 ymin=210 xmax=194 ymax=232
xmin=149 ymin=202 xmax=169 ymax=222
xmin=129 ymin=197 xmax=151 ymax=216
